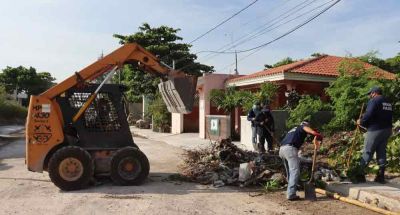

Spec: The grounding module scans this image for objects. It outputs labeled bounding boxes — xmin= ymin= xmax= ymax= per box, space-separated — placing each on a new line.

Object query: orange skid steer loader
xmin=25 ymin=43 xmax=197 ymax=190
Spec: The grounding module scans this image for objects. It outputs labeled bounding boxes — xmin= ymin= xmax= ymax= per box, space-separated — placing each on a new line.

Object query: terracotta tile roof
xmin=227 ymin=55 xmax=396 ymax=83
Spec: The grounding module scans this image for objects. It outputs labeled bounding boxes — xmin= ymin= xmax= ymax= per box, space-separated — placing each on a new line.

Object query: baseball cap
xmin=366 ymin=86 xmax=382 ymax=95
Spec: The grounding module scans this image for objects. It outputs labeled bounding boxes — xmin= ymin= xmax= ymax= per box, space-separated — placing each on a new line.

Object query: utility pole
xmin=234 ymin=50 xmax=238 ymax=75
xmin=172 ymin=60 xmax=176 ymax=70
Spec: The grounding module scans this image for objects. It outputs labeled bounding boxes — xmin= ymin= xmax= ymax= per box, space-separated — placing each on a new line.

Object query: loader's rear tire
xmin=110 ymin=147 xmax=150 ymax=186
xmin=48 ymin=146 xmax=94 ymax=191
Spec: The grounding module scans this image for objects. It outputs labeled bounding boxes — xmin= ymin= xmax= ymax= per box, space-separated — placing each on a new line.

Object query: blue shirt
xmin=361 ymin=95 xmax=393 ymax=131
xmin=280 ymin=125 xmax=308 ymax=149
xmin=247 ymin=108 xmax=260 ymax=127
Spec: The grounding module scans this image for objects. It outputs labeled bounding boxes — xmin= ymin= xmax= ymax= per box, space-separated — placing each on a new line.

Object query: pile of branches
xmin=179 ymin=139 xmax=285 ymax=187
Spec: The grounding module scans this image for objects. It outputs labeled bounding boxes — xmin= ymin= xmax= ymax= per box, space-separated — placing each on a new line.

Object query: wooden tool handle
xmin=309 ymin=138 xmax=318 ymax=183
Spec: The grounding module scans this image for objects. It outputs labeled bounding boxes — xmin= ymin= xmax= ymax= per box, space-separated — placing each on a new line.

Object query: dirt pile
xmin=179 ymin=139 xmax=286 ymax=187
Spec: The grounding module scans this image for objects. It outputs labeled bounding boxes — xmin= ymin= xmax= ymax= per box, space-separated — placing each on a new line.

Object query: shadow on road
xmin=64 ymin=172 xmax=260 ymax=196
xmin=0 ymin=160 xmax=13 ymax=171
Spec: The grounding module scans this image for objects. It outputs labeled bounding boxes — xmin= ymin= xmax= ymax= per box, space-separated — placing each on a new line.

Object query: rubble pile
xmin=179 ymin=139 xmax=286 ymax=187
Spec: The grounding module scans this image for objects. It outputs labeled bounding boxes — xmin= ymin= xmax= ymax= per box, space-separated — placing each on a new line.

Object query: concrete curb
xmin=326 ymin=182 xmax=400 ymax=213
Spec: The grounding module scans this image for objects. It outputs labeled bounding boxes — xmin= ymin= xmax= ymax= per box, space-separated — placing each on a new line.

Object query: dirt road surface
xmin=0 ymin=136 xmax=378 ymax=215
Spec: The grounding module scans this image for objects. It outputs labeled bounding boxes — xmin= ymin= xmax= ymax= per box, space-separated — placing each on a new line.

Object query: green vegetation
xmin=264 ymin=57 xmax=296 ymax=69
xmin=0 ymin=66 xmax=55 ymax=97
xmin=286 ymin=95 xmax=329 ymax=129
xmin=0 ymin=85 xmax=27 ymax=120
xmin=358 ymin=51 xmax=400 ymax=74
xmin=263 ymin=179 xmax=280 ymax=192
xmin=114 ymin=23 xmax=213 ymax=102
xmin=147 ymin=93 xmax=171 ymax=132
xmin=209 ymin=82 xmax=279 ymax=113
xmin=324 ymin=59 xmax=381 ymax=132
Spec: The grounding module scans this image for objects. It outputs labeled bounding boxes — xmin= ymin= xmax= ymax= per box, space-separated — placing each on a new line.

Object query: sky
xmin=0 ymin=0 xmax=399 ymax=81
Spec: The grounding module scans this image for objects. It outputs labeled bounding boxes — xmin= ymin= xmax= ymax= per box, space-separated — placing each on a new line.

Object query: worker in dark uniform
xmin=247 ymin=102 xmax=261 ymax=151
xmin=279 ymin=121 xmax=322 ymax=201
xmin=356 ymin=86 xmax=393 ymax=183
xmin=254 ymin=101 xmax=275 ymax=153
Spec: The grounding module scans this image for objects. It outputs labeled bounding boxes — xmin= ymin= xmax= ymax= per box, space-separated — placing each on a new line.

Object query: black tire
xmin=48 ymin=146 xmax=94 ymax=191
xmin=110 ymin=147 xmax=150 ymax=186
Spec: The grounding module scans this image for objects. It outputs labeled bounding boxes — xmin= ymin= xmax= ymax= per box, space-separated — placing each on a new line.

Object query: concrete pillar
xmin=171 ymin=113 xmax=184 ymax=134
xmin=199 ymin=99 xmax=205 ymax=138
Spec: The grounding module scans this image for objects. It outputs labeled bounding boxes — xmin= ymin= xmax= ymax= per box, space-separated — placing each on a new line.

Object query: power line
xmin=177 ymin=0 xmax=317 ymax=71
xmin=216 ymin=0 xmax=341 ymax=72
xmin=198 ymin=0 xmax=317 ymax=63
xmin=200 ymin=0 xmax=341 ymax=55
xmin=198 ymin=0 xmax=299 ymax=60
xmin=188 ymin=0 xmax=259 ymax=44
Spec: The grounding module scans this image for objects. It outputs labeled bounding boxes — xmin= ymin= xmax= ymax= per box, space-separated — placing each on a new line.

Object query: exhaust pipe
xmin=158 ymin=73 xmax=197 ymax=114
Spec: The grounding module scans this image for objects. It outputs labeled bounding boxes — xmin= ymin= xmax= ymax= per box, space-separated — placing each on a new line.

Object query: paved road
xmin=0 ymin=134 xmax=378 ymax=215
xmin=0 ymin=125 xmax=24 ymax=135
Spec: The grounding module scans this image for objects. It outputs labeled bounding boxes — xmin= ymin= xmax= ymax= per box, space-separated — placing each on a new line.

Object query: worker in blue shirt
xmin=279 ymin=121 xmax=322 ymax=201
xmin=356 ymin=86 xmax=393 ymax=183
xmin=247 ymin=102 xmax=261 ymax=151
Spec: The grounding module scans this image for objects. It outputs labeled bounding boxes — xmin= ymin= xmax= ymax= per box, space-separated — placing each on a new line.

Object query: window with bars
xmin=68 ymin=93 xmax=121 ymax=132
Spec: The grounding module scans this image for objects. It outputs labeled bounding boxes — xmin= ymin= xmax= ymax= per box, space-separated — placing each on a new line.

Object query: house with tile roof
xmin=226 ymin=55 xmax=396 ymax=109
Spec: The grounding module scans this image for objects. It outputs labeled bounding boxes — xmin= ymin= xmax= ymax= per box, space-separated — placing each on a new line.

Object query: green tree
xmin=0 ymin=84 xmax=27 ymax=119
xmin=385 ymin=53 xmax=400 ymax=74
xmin=114 ymin=23 xmax=214 ymax=102
xmin=311 ymin=53 xmax=324 ymax=57
xmin=358 ymin=51 xmax=388 ymax=71
xmin=0 ymin=66 xmax=55 ymax=96
xmin=272 ymin=57 xmax=296 ymax=68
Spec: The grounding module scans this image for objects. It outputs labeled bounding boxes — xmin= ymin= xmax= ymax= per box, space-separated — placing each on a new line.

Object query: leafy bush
xmin=209 ymin=83 xmax=279 ymax=113
xmin=286 ymin=95 xmax=329 ymax=129
xmin=325 ymin=60 xmax=382 ymax=132
xmin=147 ymin=93 xmax=170 ymax=132
xmin=0 ymin=85 xmax=27 ymax=120
xmin=241 ymin=82 xmax=279 ymax=112
xmin=387 ymin=122 xmax=400 ymax=173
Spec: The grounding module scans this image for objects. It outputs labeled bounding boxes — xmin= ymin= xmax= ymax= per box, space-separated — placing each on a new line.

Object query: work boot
xmin=288 ymin=195 xmax=301 ymax=201
xmin=374 ymin=167 xmax=386 ymax=184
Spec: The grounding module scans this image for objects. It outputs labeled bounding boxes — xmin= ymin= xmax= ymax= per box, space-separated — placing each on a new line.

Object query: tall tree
xmin=264 ymin=57 xmax=296 ymax=70
xmin=113 ymin=23 xmax=214 ymax=102
xmin=358 ymin=51 xmax=400 ymax=74
xmin=0 ymin=66 xmax=55 ymax=96
xmin=385 ymin=53 xmax=400 ymax=74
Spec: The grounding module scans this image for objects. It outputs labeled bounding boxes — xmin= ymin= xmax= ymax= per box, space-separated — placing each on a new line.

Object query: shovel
xmin=304 ymin=138 xmax=318 ymax=201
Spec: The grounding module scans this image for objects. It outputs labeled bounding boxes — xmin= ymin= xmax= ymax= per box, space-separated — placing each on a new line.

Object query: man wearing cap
xmin=356 ymin=86 xmax=393 ymax=183
xmin=247 ymin=102 xmax=261 ymax=151
xmin=279 ymin=121 xmax=322 ymax=201
xmin=254 ymin=101 xmax=275 ymax=153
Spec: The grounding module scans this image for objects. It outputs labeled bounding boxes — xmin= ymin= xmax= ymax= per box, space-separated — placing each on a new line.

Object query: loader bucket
xmin=158 ymin=75 xmax=197 ymax=114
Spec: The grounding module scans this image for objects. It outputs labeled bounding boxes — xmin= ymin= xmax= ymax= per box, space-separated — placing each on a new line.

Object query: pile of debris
xmin=179 ymin=139 xmax=286 ymax=187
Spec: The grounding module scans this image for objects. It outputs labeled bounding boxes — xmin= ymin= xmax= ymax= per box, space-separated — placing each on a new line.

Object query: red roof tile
xmin=227 ymin=55 xmax=396 ymax=83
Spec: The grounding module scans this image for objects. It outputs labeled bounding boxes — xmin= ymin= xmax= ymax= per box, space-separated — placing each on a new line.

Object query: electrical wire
xmin=198 ymin=0 xmax=315 ymax=62
xmin=188 ymin=0 xmax=259 ymax=44
xmin=200 ymin=0 xmax=341 ymax=55
xmin=179 ymin=0 xmax=340 ymax=72
xmin=217 ymin=0 xmax=337 ymax=72
xmin=176 ymin=0 xmax=318 ymax=71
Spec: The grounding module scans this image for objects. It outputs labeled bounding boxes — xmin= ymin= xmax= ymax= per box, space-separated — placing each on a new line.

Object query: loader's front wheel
xmin=110 ymin=147 xmax=149 ymax=186
xmin=48 ymin=146 xmax=94 ymax=191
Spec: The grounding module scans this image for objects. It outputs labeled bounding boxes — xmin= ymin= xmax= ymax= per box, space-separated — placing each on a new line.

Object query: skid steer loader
xmin=25 ymin=43 xmax=197 ymax=190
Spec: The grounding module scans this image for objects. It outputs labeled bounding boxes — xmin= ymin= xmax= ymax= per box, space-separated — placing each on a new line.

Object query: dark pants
xmin=257 ymin=127 xmax=273 ymax=152
xmin=360 ymin=128 xmax=392 ymax=169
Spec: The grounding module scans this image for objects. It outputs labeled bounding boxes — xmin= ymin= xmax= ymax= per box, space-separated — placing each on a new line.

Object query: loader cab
xmin=56 ymin=84 xmax=137 ymax=149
